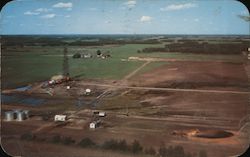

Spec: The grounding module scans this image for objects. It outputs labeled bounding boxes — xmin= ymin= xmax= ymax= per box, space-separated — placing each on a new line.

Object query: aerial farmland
xmin=1 ymin=0 xmax=250 ymax=157
xmin=1 ymin=34 xmax=250 ymax=157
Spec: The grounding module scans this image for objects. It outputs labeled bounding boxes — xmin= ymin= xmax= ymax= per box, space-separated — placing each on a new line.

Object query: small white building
xmin=85 ymin=88 xmax=91 ymax=95
xmin=89 ymin=120 xmax=100 ymax=129
xmin=54 ymin=115 xmax=67 ymax=122
xmin=83 ymin=53 xmax=92 ymax=58
xmin=98 ymin=112 xmax=106 ymax=117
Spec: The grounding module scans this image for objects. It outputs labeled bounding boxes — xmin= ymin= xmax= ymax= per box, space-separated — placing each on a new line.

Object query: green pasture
xmin=1 ymin=44 xmax=159 ymax=89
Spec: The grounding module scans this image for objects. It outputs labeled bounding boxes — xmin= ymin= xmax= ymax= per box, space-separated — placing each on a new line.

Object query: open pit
xmin=173 ymin=129 xmax=234 ymax=139
xmin=194 ymin=129 xmax=234 ymax=139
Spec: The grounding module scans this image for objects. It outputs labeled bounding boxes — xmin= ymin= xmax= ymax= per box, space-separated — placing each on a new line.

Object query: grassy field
xmin=1 ymin=44 xmax=161 ymax=89
xmin=2 ymin=43 xmax=244 ymax=89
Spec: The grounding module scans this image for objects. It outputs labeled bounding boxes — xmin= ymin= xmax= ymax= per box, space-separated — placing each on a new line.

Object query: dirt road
xmin=79 ymin=82 xmax=249 ymax=95
xmin=123 ymin=61 xmax=151 ymax=80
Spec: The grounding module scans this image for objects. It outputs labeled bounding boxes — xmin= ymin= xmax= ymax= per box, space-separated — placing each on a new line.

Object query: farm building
xmin=54 ymin=115 xmax=67 ymax=122
xmin=98 ymin=112 xmax=106 ymax=117
xmin=93 ymin=111 xmax=106 ymax=117
xmin=49 ymin=75 xmax=70 ymax=85
xmin=89 ymin=120 xmax=100 ymax=129
xmin=85 ymin=88 xmax=91 ymax=95
xmin=82 ymin=53 xmax=92 ymax=58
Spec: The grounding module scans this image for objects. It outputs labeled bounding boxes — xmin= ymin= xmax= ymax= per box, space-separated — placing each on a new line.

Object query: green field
xmin=2 ymin=43 xmax=244 ymax=89
xmin=2 ymin=44 xmax=162 ymax=89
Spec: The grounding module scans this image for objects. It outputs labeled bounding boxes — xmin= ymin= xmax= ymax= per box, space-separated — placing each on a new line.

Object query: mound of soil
xmin=194 ymin=130 xmax=233 ymax=138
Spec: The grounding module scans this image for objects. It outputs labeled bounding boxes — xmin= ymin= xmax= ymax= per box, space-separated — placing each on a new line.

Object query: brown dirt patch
xmin=130 ymin=61 xmax=248 ymax=90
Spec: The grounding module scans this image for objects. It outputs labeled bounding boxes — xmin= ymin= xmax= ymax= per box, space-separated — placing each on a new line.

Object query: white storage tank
xmin=16 ymin=111 xmax=24 ymax=121
xmin=23 ymin=110 xmax=30 ymax=119
xmin=5 ymin=111 xmax=14 ymax=121
xmin=13 ymin=109 xmax=20 ymax=119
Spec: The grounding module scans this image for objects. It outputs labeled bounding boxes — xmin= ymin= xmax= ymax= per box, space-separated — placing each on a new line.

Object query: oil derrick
xmin=63 ymin=47 xmax=70 ymax=77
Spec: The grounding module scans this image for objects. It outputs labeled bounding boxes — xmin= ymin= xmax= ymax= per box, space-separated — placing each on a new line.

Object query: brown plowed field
xmin=130 ymin=61 xmax=248 ymax=90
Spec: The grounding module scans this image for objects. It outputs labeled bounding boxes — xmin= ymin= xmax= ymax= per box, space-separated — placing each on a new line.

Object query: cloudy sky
xmin=0 ymin=0 xmax=249 ymax=34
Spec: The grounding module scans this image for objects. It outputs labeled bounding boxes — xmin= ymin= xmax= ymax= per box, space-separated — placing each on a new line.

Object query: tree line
xmin=140 ymin=40 xmax=249 ymax=54
xmin=21 ymin=132 xmax=207 ymax=157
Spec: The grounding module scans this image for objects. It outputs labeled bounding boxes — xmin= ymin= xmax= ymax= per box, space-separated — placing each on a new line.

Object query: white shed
xmin=98 ymin=112 xmax=106 ymax=117
xmin=85 ymin=88 xmax=91 ymax=95
xmin=89 ymin=122 xmax=96 ymax=129
xmin=89 ymin=120 xmax=100 ymax=129
xmin=54 ymin=115 xmax=67 ymax=122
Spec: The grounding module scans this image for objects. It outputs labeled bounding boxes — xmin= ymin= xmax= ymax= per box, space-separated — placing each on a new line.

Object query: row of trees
xmin=2 ymin=36 xmax=160 ymax=47
xmin=21 ymin=133 xmax=75 ymax=145
xmin=20 ymin=133 xmax=207 ymax=157
xmin=78 ymin=138 xmax=144 ymax=154
xmin=78 ymin=138 xmax=207 ymax=157
xmin=140 ymin=40 xmax=249 ymax=54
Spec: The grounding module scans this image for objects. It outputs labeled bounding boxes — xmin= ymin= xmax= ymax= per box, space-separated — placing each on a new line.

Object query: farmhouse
xmin=54 ymin=115 xmax=67 ymax=122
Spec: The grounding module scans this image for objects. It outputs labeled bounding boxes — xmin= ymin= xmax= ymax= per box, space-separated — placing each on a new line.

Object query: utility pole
xmin=63 ymin=47 xmax=69 ymax=77
xmin=126 ymin=103 xmax=129 ymax=116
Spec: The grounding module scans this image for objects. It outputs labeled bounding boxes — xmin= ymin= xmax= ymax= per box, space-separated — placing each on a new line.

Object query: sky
xmin=0 ymin=0 xmax=249 ymax=35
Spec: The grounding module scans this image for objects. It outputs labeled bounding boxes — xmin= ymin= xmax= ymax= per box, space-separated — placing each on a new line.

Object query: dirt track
xmin=123 ymin=61 xmax=151 ymax=80
xmin=79 ymin=82 xmax=249 ymax=94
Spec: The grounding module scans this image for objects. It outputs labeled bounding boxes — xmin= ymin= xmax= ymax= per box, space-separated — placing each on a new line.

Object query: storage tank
xmin=5 ymin=111 xmax=14 ymax=121
xmin=16 ymin=111 xmax=24 ymax=121
xmin=23 ymin=110 xmax=29 ymax=119
xmin=13 ymin=109 xmax=21 ymax=119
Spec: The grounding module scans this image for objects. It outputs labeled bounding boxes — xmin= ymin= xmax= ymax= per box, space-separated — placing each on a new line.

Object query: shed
xmin=89 ymin=120 xmax=100 ymax=129
xmin=85 ymin=89 xmax=91 ymax=95
xmin=54 ymin=115 xmax=67 ymax=122
xmin=99 ymin=112 xmax=106 ymax=117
